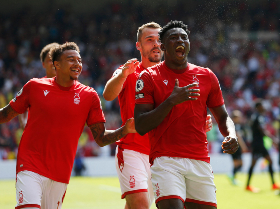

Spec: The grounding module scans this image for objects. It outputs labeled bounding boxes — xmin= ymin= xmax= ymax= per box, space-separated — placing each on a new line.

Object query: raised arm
xmin=103 ymin=58 xmax=139 ymax=101
xmin=134 ymin=80 xmax=199 ymax=135
xmin=209 ymin=105 xmax=239 ymax=154
xmin=0 ymin=104 xmax=19 ymax=124
xmin=89 ymin=118 xmax=136 ymax=147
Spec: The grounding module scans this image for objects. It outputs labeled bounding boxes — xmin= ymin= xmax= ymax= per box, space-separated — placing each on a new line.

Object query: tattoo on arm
xmin=89 ymin=123 xmax=126 ymax=147
xmin=0 ymin=105 xmax=19 ymax=124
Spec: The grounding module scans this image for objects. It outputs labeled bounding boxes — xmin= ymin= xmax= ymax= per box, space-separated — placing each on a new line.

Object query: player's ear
xmin=136 ymin=42 xmax=141 ymax=51
xmin=54 ymin=61 xmax=60 ymax=70
xmin=160 ymin=43 xmax=166 ymax=51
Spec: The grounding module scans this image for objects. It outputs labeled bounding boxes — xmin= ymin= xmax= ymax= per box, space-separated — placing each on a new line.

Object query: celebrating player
xmin=134 ymin=20 xmax=239 ymax=209
xmin=103 ymin=22 xmax=213 ymax=209
xmin=0 ymin=42 xmax=136 ymax=209
xmin=18 ymin=42 xmax=60 ymax=129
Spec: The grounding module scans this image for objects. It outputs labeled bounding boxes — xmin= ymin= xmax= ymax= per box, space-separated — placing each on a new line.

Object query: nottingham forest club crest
xmin=74 ymin=93 xmax=80 ymax=104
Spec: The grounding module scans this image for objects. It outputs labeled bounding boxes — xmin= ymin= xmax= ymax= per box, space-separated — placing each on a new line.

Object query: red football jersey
xmin=114 ymin=62 xmax=150 ymax=155
xmin=135 ymin=61 xmax=224 ymax=164
xmin=10 ymin=77 xmax=105 ymax=183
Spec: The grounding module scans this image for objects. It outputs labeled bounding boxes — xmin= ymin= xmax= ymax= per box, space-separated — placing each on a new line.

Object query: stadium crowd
xmin=0 ymin=1 xmax=279 ymax=159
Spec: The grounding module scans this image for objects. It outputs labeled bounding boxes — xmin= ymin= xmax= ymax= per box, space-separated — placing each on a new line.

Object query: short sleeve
xmin=9 ymin=81 xmax=31 ymax=114
xmin=206 ymin=70 xmax=224 ymax=108
xmin=135 ymin=70 xmax=154 ymax=104
xmin=86 ymin=90 xmax=106 ymax=126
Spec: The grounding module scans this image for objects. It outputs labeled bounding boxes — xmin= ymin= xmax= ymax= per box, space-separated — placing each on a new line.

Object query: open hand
xmin=121 ymin=58 xmax=139 ymax=78
xmin=169 ymin=79 xmax=200 ymax=106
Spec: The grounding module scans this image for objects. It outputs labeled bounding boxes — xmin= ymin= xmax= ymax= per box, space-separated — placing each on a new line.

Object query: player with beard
xmin=0 ymin=42 xmax=136 ymax=209
xmin=103 ymin=22 xmax=213 ymax=209
xmin=18 ymin=43 xmax=60 ymax=129
xmin=134 ymin=20 xmax=239 ymax=209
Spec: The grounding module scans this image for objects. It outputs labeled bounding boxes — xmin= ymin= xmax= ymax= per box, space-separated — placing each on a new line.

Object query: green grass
xmin=0 ymin=173 xmax=279 ymax=209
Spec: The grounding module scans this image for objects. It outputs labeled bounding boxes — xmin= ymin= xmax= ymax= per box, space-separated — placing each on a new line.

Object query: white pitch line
xmin=99 ymin=185 xmax=121 ymax=193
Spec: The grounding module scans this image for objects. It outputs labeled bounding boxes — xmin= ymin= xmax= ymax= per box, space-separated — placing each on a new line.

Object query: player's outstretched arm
xmin=209 ymin=105 xmax=239 ymax=154
xmin=103 ymin=58 xmax=139 ymax=101
xmin=134 ymin=79 xmax=200 ymax=136
xmin=0 ymin=104 xmax=19 ymax=124
xmin=89 ymin=118 xmax=136 ymax=147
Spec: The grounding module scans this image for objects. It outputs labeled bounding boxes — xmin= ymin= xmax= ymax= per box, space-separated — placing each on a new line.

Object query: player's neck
xmin=141 ymin=58 xmax=160 ymax=69
xmin=55 ymin=77 xmax=75 ymax=87
xmin=165 ymin=58 xmax=188 ymax=71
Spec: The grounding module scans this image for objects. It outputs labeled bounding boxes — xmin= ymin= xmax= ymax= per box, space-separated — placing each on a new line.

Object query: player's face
xmin=137 ymin=28 xmax=163 ymax=63
xmin=161 ymin=28 xmax=190 ymax=64
xmin=55 ymin=50 xmax=82 ymax=81
xmin=43 ymin=52 xmax=56 ymax=78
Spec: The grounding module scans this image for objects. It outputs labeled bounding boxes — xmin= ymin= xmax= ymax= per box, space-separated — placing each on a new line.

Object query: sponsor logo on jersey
xmin=193 ymin=75 xmax=199 ymax=87
xmin=129 ymin=176 xmax=135 ymax=188
xmin=74 ymin=93 xmax=80 ymax=104
xmin=135 ymin=93 xmax=144 ymax=100
xmin=43 ymin=90 xmax=50 ymax=96
xmin=155 ymin=183 xmax=160 ymax=197
xmin=163 ymin=80 xmax=168 ymax=85
xmin=136 ymin=79 xmax=144 ymax=92
xmin=19 ymin=191 xmax=23 ymax=204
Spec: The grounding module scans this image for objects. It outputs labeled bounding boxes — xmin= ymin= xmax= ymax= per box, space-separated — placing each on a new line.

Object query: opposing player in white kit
xmin=0 ymin=42 xmax=136 ymax=209
xmin=103 ymin=22 xmax=213 ymax=209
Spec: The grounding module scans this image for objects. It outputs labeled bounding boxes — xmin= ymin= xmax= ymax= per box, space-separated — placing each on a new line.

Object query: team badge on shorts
xmin=155 ymin=183 xmax=160 ymax=197
xmin=19 ymin=191 xmax=24 ymax=204
xmin=129 ymin=176 xmax=135 ymax=188
xmin=136 ymin=79 xmax=144 ymax=92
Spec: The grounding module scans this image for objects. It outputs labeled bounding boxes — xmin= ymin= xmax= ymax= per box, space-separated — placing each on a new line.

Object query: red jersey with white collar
xmin=135 ymin=62 xmax=224 ymax=164
xmin=113 ymin=63 xmax=150 ymax=155
xmin=10 ymin=77 xmax=105 ymax=183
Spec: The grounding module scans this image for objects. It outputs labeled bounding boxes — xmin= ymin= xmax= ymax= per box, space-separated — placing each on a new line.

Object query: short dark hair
xmin=40 ymin=43 xmax=60 ymax=63
xmin=159 ymin=20 xmax=190 ymax=42
xmin=49 ymin=42 xmax=80 ymax=64
xmin=255 ymin=99 xmax=263 ymax=108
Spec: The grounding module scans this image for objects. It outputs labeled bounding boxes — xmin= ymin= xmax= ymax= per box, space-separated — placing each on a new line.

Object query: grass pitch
xmin=0 ymin=173 xmax=279 ymax=209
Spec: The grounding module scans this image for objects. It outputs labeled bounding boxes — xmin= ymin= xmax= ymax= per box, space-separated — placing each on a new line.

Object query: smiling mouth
xmin=175 ymin=46 xmax=185 ymax=58
xmin=71 ymin=68 xmax=80 ymax=73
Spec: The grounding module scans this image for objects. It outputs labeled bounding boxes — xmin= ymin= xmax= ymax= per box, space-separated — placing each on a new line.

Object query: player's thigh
xmin=151 ymin=157 xmax=186 ymax=205
xmin=158 ymin=198 xmax=184 ymax=209
xmin=115 ymin=148 xmax=151 ymax=199
xmin=15 ymin=171 xmax=43 ymax=209
xmin=184 ymin=159 xmax=217 ymax=208
xmin=126 ymin=192 xmax=150 ymax=209
xmin=41 ymin=179 xmax=67 ymax=209
xmin=185 ymin=202 xmax=217 ymax=209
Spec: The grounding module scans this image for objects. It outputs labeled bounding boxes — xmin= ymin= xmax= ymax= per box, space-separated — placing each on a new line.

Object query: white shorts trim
xmin=15 ymin=171 xmax=67 ymax=209
xmin=115 ymin=147 xmax=154 ymax=205
xmin=151 ymin=157 xmax=217 ymax=207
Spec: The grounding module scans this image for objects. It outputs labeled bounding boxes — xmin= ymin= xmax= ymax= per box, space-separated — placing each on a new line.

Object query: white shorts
xmin=115 ymin=147 xmax=154 ymax=204
xmin=151 ymin=157 xmax=217 ymax=207
xmin=15 ymin=170 xmax=67 ymax=209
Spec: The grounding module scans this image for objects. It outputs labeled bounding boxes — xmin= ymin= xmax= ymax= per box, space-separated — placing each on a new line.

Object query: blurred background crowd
xmin=0 ymin=0 xmax=279 ymax=160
